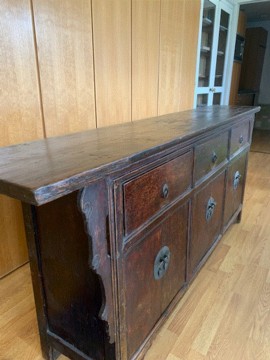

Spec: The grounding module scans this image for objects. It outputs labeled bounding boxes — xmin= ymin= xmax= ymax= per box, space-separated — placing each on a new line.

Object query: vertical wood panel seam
xmin=90 ymin=0 xmax=98 ymax=129
xmin=29 ymin=0 xmax=47 ymax=138
xmin=157 ymin=0 xmax=162 ymax=116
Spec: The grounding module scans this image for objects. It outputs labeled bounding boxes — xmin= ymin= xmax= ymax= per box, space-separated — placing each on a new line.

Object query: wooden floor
xmin=251 ymin=129 xmax=270 ymax=154
xmin=1 ymin=151 xmax=270 ymax=360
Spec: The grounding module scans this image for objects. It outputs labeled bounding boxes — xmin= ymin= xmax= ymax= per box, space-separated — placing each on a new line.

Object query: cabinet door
xmin=196 ymin=0 xmax=232 ymax=106
xmin=190 ymin=171 xmax=225 ymax=276
xmin=224 ymin=153 xmax=247 ymax=226
xmin=123 ymin=202 xmax=189 ymax=359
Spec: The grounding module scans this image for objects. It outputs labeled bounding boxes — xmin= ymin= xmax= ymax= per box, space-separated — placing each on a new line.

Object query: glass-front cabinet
xmin=195 ymin=0 xmax=233 ymax=106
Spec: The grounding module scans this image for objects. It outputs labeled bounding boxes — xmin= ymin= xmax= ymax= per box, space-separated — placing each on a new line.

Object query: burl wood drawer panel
xmin=230 ymin=120 xmax=250 ymax=156
xmin=194 ymin=131 xmax=229 ymax=183
xmin=224 ymin=153 xmax=248 ymax=226
xmin=123 ymin=202 xmax=189 ymax=358
xmin=190 ymin=171 xmax=226 ymax=275
xmin=123 ymin=151 xmax=192 ymax=235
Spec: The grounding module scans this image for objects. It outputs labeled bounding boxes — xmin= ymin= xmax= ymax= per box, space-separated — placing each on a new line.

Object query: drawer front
xmin=194 ymin=132 xmax=229 ymax=182
xmin=190 ymin=171 xmax=226 ymax=276
xmin=224 ymin=153 xmax=247 ymax=226
xmin=123 ymin=151 xmax=192 ymax=235
xmin=230 ymin=121 xmax=250 ymax=156
xmin=123 ymin=202 xmax=188 ymax=358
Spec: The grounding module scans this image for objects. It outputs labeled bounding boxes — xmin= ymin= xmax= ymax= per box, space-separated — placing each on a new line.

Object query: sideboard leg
xmin=22 ymin=203 xmax=53 ymax=360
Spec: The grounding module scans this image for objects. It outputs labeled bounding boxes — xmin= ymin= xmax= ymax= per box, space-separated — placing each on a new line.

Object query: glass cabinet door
xmin=196 ymin=0 xmax=232 ymax=106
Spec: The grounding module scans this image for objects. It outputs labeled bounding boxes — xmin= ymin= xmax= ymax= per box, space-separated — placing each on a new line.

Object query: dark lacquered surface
xmin=124 ymin=202 xmax=188 ymax=358
xmin=0 ymin=106 xmax=259 ymax=205
xmin=123 ymin=151 xmax=192 ymax=235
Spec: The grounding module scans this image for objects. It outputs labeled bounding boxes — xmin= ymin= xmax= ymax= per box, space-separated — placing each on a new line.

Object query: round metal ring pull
xmin=206 ymin=196 xmax=216 ymax=222
xmin=154 ymin=246 xmax=171 ymax=280
xmin=233 ymin=170 xmax=241 ymax=190
xmin=161 ymin=183 xmax=169 ymax=199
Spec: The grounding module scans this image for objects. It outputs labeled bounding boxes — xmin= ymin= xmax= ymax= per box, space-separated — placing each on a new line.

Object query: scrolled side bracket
xmin=79 ymin=180 xmax=115 ymax=343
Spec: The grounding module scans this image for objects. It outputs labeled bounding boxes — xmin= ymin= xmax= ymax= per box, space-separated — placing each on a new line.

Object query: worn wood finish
xmin=224 ymin=153 xmax=247 ymax=226
xmin=32 ymin=0 xmax=96 ymax=137
xmin=0 ymin=0 xmax=44 ymax=277
xmin=0 ymin=106 xmax=260 ymax=360
xmin=92 ymin=0 xmax=131 ymax=127
xmin=124 ymin=203 xmax=188 ymax=359
xmin=194 ymin=131 xmax=229 ymax=183
xmin=230 ymin=120 xmax=250 ymax=156
xmin=2 ymin=151 xmax=270 ymax=360
xmin=132 ymin=0 xmax=160 ymax=121
xmin=190 ymin=171 xmax=226 ymax=277
xmin=123 ymin=151 xmax=192 ymax=235
xmin=0 ymin=107 xmax=259 ymax=206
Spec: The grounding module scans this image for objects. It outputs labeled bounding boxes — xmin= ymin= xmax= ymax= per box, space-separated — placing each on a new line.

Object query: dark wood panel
xmin=123 ymin=203 xmax=188 ymax=358
xmin=123 ymin=151 xmax=192 ymax=235
xmin=34 ymin=191 xmax=114 ymax=360
xmin=224 ymin=153 xmax=247 ymax=226
xmin=190 ymin=171 xmax=226 ymax=276
xmin=240 ymin=27 xmax=268 ymax=91
xmin=230 ymin=120 xmax=250 ymax=156
xmin=0 ymin=107 xmax=260 ymax=205
xmin=194 ymin=131 xmax=229 ymax=182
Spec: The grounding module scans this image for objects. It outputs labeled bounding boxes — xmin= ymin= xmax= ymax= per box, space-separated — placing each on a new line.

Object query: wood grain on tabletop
xmin=0 ymin=107 xmax=259 ymax=206
xmin=1 ymin=151 xmax=270 ymax=359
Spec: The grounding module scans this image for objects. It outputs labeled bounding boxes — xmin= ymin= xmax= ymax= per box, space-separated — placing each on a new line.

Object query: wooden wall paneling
xmin=158 ymin=0 xmax=200 ymax=115
xmin=229 ymin=11 xmax=246 ymax=105
xmin=229 ymin=62 xmax=241 ymax=105
xmin=32 ymin=0 xmax=96 ymax=137
xmin=0 ymin=0 xmax=44 ymax=277
xmin=132 ymin=0 xmax=161 ymax=121
xmin=92 ymin=0 xmax=131 ymax=127
xmin=158 ymin=0 xmax=185 ymax=115
xmin=179 ymin=0 xmax=201 ymax=111
xmin=237 ymin=10 xmax=246 ymax=37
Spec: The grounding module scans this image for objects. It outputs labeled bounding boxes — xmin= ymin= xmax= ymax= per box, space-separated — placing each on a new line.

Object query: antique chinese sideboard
xmin=0 ymin=106 xmax=260 ymax=360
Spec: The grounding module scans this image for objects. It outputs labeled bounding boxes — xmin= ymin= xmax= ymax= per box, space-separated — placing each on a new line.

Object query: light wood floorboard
xmin=0 ymin=151 xmax=270 ymax=360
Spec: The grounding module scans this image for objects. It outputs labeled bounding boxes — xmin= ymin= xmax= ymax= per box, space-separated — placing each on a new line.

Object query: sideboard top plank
xmin=0 ymin=106 xmax=260 ymax=205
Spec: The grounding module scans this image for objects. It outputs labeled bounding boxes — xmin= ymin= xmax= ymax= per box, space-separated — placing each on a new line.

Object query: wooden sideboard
xmin=0 ymin=106 xmax=260 ymax=360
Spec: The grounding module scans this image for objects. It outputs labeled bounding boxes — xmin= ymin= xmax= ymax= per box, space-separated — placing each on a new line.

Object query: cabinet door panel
xmin=190 ymin=171 xmax=225 ymax=275
xmin=224 ymin=153 xmax=247 ymax=226
xmin=123 ymin=202 xmax=188 ymax=358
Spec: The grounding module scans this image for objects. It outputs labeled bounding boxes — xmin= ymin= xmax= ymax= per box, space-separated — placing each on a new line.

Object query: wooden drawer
xmin=224 ymin=153 xmax=247 ymax=226
xmin=194 ymin=132 xmax=229 ymax=182
xmin=189 ymin=171 xmax=226 ymax=276
xmin=230 ymin=121 xmax=250 ymax=156
xmin=123 ymin=151 xmax=192 ymax=235
xmin=123 ymin=202 xmax=188 ymax=358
